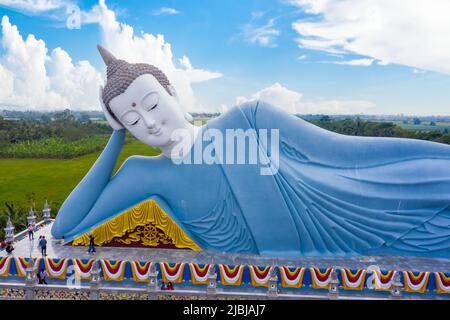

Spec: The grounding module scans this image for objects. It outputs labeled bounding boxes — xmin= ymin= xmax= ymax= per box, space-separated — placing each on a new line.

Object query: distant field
xmin=0 ymin=135 xmax=110 ymax=159
xmin=193 ymin=117 xmax=212 ymax=126
xmin=0 ymin=139 xmax=160 ymax=212
xmin=92 ymin=120 xmax=109 ymax=125
xmin=383 ymin=121 xmax=450 ymax=132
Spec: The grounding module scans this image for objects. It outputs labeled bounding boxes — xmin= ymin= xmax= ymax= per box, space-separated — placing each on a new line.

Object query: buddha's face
xmin=109 ymin=74 xmax=187 ymax=148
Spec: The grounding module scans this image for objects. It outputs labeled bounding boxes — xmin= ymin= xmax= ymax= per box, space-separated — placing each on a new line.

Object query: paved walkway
xmin=3 ymin=222 xmax=450 ymax=272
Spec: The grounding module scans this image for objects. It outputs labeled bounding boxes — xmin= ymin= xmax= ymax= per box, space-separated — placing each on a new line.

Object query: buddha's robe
xmin=52 ymin=101 xmax=450 ymax=258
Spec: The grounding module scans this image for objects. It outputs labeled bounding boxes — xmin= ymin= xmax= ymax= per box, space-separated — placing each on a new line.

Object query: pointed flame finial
xmin=97 ymin=44 xmax=117 ymax=66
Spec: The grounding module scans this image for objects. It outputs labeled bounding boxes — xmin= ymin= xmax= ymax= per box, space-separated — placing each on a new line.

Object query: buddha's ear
xmin=184 ymin=112 xmax=193 ymax=123
xmin=168 ymin=85 xmax=178 ymax=99
xmin=99 ymin=85 xmax=123 ymax=130
xmin=169 ymin=84 xmax=192 ymax=123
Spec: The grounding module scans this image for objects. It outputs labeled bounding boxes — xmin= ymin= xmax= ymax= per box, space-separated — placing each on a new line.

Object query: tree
xmin=1 ymin=202 xmax=27 ymax=239
xmin=429 ymin=121 xmax=436 ymax=126
xmin=0 ymin=131 xmax=9 ymax=148
xmin=40 ymin=114 xmax=51 ymax=123
xmin=413 ymin=118 xmax=422 ymax=125
xmin=54 ymin=109 xmax=75 ymax=122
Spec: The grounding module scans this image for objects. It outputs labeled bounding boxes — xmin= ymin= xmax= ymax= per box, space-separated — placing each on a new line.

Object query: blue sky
xmin=0 ymin=0 xmax=450 ymax=115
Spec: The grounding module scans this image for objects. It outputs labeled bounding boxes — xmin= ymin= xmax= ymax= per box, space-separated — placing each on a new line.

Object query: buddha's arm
xmin=61 ymin=155 xmax=183 ymax=240
xmin=51 ymin=129 xmax=126 ymax=238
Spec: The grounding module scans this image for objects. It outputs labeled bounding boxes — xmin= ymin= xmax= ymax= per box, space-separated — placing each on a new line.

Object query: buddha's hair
xmin=102 ymin=59 xmax=173 ymax=122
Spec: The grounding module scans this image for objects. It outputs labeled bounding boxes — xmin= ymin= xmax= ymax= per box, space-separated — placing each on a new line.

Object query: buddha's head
xmin=97 ymin=45 xmax=192 ymax=149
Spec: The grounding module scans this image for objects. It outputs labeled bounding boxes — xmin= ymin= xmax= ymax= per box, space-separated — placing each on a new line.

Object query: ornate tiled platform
xmin=1 ymin=221 xmax=450 ymax=300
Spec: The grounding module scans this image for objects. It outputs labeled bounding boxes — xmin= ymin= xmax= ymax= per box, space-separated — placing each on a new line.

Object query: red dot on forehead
xmin=131 ymin=102 xmax=136 ymax=107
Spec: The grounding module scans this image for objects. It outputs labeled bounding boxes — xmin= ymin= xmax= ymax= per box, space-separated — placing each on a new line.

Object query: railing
xmin=12 ymin=220 xmax=50 ymax=243
xmin=2 ymin=258 xmax=450 ymax=300
xmin=2 ymin=220 xmax=449 ymax=300
xmin=0 ymin=280 xmax=402 ymax=300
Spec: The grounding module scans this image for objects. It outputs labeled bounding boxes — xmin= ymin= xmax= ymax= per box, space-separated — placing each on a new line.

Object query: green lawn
xmin=0 ymin=139 xmax=160 ymax=213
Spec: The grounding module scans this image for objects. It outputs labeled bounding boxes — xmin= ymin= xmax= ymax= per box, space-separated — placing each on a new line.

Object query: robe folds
xmin=52 ymin=101 xmax=450 ymax=258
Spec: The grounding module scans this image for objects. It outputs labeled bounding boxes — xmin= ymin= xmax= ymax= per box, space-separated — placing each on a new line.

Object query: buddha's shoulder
xmin=223 ymin=100 xmax=294 ymax=120
xmin=214 ymin=100 xmax=303 ymax=129
xmin=115 ymin=154 xmax=172 ymax=174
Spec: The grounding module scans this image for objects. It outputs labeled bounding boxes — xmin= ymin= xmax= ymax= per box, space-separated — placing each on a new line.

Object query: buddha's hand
xmin=99 ymin=85 xmax=124 ymax=130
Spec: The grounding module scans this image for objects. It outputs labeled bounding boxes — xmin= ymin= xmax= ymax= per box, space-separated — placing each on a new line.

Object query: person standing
xmin=39 ymin=268 xmax=48 ymax=285
xmin=88 ymin=233 xmax=96 ymax=254
xmin=5 ymin=242 xmax=14 ymax=255
xmin=27 ymin=224 xmax=34 ymax=240
xmin=37 ymin=235 xmax=42 ymax=252
xmin=37 ymin=270 xmax=42 ymax=284
xmin=39 ymin=236 xmax=47 ymax=257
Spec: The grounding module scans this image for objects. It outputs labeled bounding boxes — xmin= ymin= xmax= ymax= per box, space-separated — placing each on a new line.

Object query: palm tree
xmin=0 ymin=202 xmax=27 ymax=239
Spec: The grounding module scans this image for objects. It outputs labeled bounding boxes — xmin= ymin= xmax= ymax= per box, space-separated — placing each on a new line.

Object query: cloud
xmin=93 ymin=0 xmax=222 ymax=112
xmin=235 ymin=83 xmax=375 ymax=115
xmin=251 ymin=11 xmax=264 ymax=19
xmin=178 ymin=56 xmax=222 ymax=83
xmin=291 ymin=0 xmax=450 ymax=74
xmin=151 ymin=7 xmax=180 ymax=16
xmin=236 ymin=12 xmax=280 ymax=48
xmin=47 ymin=47 xmax=103 ymax=109
xmin=330 ymin=58 xmax=375 ymax=66
xmin=0 ymin=0 xmax=67 ymax=13
xmin=413 ymin=68 xmax=426 ymax=74
xmin=237 ymin=83 xmax=302 ymax=114
xmin=0 ymin=1 xmax=222 ymax=112
xmin=0 ymin=15 xmax=102 ymax=110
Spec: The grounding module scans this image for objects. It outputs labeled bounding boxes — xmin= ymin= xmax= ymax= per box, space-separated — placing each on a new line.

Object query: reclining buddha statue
xmin=52 ymin=45 xmax=450 ymax=258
